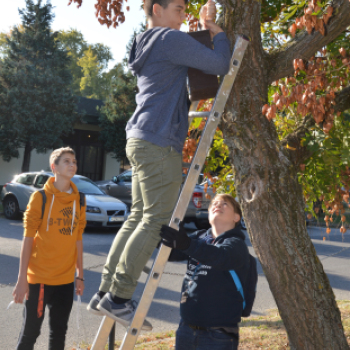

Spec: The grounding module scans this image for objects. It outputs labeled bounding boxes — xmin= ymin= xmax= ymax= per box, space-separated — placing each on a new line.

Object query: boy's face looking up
xmin=51 ymin=152 xmax=77 ymax=180
xmin=209 ymin=195 xmax=241 ymax=228
xmin=150 ymin=0 xmax=187 ymax=30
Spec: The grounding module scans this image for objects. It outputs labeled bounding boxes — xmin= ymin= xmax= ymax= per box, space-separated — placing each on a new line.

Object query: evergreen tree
xmin=99 ymin=64 xmax=137 ymax=161
xmin=0 ymin=0 xmax=77 ymax=172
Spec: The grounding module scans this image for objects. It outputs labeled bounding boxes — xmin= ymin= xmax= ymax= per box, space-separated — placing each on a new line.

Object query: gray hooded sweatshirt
xmin=127 ymin=27 xmax=231 ymax=154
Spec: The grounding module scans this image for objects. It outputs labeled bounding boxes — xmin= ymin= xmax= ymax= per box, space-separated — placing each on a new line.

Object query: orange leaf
xmin=262 ymin=104 xmax=269 ymax=115
xmin=339 ymin=48 xmax=347 ymax=57
xmin=288 ymin=23 xmax=297 ymax=37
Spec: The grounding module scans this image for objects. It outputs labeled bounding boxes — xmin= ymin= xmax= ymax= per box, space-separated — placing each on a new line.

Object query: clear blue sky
xmin=0 ymin=0 xmax=146 ymax=67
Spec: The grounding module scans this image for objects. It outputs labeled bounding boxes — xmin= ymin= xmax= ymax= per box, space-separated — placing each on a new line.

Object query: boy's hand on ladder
xmin=160 ymin=224 xmax=191 ymax=250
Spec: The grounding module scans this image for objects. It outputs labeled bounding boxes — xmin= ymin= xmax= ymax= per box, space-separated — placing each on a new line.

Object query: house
xmin=0 ymin=97 xmax=121 ymax=186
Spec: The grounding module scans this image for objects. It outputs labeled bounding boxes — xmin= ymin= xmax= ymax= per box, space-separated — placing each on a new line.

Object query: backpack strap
xmin=229 ymin=270 xmax=246 ymax=310
xmin=38 ymin=190 xmax=47 ymax=220
xmin=79 ymin=192 xmax=85 ymax=209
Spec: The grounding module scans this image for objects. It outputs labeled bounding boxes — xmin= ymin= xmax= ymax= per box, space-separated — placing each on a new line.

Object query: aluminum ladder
xmin=91 ymin=34 xmax=249 ymax=350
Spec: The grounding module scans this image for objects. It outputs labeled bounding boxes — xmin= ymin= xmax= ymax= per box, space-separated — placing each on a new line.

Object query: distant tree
xmin=57 ymin=29 xmax=114 ymax=100
xmin=99 ymin=24 xmax=145 ymax=161
xmin=78 ymin=46 xmax=101 ymax=99
xmin=0 ymin=0 xmax=77 ymax=172
xmin=55 ymin=29 xmax=87 ymax=95
xmin=99 ymin=64 xmax=137 ymax=161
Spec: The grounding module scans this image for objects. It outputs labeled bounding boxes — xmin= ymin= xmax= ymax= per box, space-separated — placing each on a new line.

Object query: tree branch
xmin=267 ymin=0 xmax=350 ymax=83
xmin=334 ymin=85 xmax=350 ymax=113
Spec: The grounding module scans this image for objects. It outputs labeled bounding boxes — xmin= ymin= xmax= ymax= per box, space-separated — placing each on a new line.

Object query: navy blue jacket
xmin=169 ymin=226 xmax=250 ymax=327
xmin=127 ymin=27 xmax=231 ymax=154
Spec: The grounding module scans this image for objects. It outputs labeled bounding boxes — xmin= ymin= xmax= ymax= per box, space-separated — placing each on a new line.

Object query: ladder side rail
xmin=91 ymin=316 xmax=116 ymax=350
xmin=119 ymin=35 xmax=249 ymax=350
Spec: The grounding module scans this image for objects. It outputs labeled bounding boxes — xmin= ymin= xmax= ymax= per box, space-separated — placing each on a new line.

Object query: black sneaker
xmin=87 ymin=293 xmax=103 ymax=316
xmin=97 ymin=292 xmax=153 ymax=331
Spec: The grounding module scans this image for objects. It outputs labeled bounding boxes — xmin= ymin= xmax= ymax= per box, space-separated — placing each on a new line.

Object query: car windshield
xmin=72 ymin=177 xmax=105 ymax=195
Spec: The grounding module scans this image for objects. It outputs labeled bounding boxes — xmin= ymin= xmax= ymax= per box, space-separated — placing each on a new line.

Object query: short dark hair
xmin=144 ymin=0 xmax=189 ymax=18
xmin=209 ymin=194 xmax=242 ymax=219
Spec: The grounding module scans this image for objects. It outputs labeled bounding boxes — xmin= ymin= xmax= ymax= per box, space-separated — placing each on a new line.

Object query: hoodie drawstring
xmin=46 ymin=194 xmax=55 ymax=232
xmin=45 ymin=192 xmax=76 ymax=234
xmin=71 ymin=200 xmax=76 ymax=235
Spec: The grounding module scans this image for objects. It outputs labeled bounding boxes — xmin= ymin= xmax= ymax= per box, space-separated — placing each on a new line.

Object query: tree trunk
xmin=21 ymin=142 xmax=32 ymax=173
xmin=222 ymin=1 xmax=349 ymax=349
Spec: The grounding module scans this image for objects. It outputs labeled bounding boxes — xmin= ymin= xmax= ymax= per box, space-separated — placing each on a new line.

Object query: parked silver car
xmin=1 ymin=172 xmax=128 ymax=229
xmin=96 ymin=169 xmax=214 ymax=229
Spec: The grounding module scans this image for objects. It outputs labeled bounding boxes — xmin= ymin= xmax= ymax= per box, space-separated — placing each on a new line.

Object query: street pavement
xmin=1 ymin=215 xmax=350 ymax=349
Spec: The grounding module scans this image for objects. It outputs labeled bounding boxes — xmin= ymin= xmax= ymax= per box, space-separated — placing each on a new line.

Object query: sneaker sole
xmin=96 ymin=304 xmax=152 ymax=331
xmin=87 ymin=304 xmax=103 ymax=316
xmin=97 ymin=303 xmax=130 ymax=328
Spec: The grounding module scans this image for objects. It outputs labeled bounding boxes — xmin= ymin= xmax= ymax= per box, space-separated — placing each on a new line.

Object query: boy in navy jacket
xmin=160 ymin=194 xmax=250 ymax=350
xmin=88 ymin=0 xmax=231 ymax=330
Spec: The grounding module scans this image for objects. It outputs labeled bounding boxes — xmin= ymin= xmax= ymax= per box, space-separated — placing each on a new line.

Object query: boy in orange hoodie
xmin=12 ymin=147 xmax=86 ymax=350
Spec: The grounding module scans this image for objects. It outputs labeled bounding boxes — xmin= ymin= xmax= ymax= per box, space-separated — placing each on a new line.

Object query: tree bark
xmin=22 ymin=142 xmax=32 ymax=173
xmin=221 ymin=0 xmax=349 ymax=348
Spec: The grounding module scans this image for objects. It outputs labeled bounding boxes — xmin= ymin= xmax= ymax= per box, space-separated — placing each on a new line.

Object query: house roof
xmin=77 ymin=96 xmax=104 ymax=125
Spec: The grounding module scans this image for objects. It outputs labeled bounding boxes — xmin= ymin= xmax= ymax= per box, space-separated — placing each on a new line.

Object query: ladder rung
xmin=188 ymin=111 xmax=210 ymax=118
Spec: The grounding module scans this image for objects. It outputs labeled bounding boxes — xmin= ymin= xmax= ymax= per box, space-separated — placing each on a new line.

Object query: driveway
xmin=1 ymin=216 xmax=350 ymax=349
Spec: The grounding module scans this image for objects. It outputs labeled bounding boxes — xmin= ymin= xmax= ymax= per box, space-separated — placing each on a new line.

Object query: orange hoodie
xmin=24 ymin=177 xmax=86 ymax=285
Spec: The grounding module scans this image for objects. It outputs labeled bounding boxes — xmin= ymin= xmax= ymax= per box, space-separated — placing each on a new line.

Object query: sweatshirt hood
xmin=44 ymin=177 xmax=79 ymax=201
xmin=44 ymin=177 xmax=80 ymax=234
xmin=128 ymin=27 xmax=170 ymax=75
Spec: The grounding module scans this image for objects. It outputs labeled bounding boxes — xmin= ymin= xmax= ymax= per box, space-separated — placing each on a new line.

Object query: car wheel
xmin=195 ymin=219 xmax=211 ymax=230
xmin=3 ymin=196 xmax=20 ymax=220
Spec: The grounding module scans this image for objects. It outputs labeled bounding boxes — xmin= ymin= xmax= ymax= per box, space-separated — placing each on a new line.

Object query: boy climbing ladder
xmin=87 ymin=0 xmax=231 ymax=330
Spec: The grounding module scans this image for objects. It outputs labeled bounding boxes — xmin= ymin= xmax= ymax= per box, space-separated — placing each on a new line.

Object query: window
xmin=71 ymin=177 xmax=104 ymax=195
xmin=16 ymin=174 xmax=36 ymax=186
xmin=118 ymin=171 xmax=132 ymax=183
xmin=34 ymin=175 xmax=49 ymax=188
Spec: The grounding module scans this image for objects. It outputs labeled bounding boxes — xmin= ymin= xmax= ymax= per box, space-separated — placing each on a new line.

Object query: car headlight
xmin=86 ymin=206 xmax=101 ymax=213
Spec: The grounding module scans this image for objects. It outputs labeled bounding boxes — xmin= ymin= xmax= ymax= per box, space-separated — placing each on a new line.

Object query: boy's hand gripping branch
xmin=160 ymin=225 xmax=191 ymax=250
xmin=199 ymin=0 xmax=217 ymax=24
xmin=199 ymin=0 xmax=223 ymax=39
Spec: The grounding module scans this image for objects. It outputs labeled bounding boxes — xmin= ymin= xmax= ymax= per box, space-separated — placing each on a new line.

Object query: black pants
xmin=17 ymin=283 xmax=74 ymax=350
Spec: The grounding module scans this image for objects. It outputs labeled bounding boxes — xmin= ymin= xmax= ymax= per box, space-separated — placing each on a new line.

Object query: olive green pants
xmin=100 ymin=138 xmax=182 ymax=298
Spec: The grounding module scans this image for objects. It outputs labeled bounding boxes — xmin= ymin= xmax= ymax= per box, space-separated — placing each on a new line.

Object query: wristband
xmin=76 ymin=277 xmax=85 ymax=281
